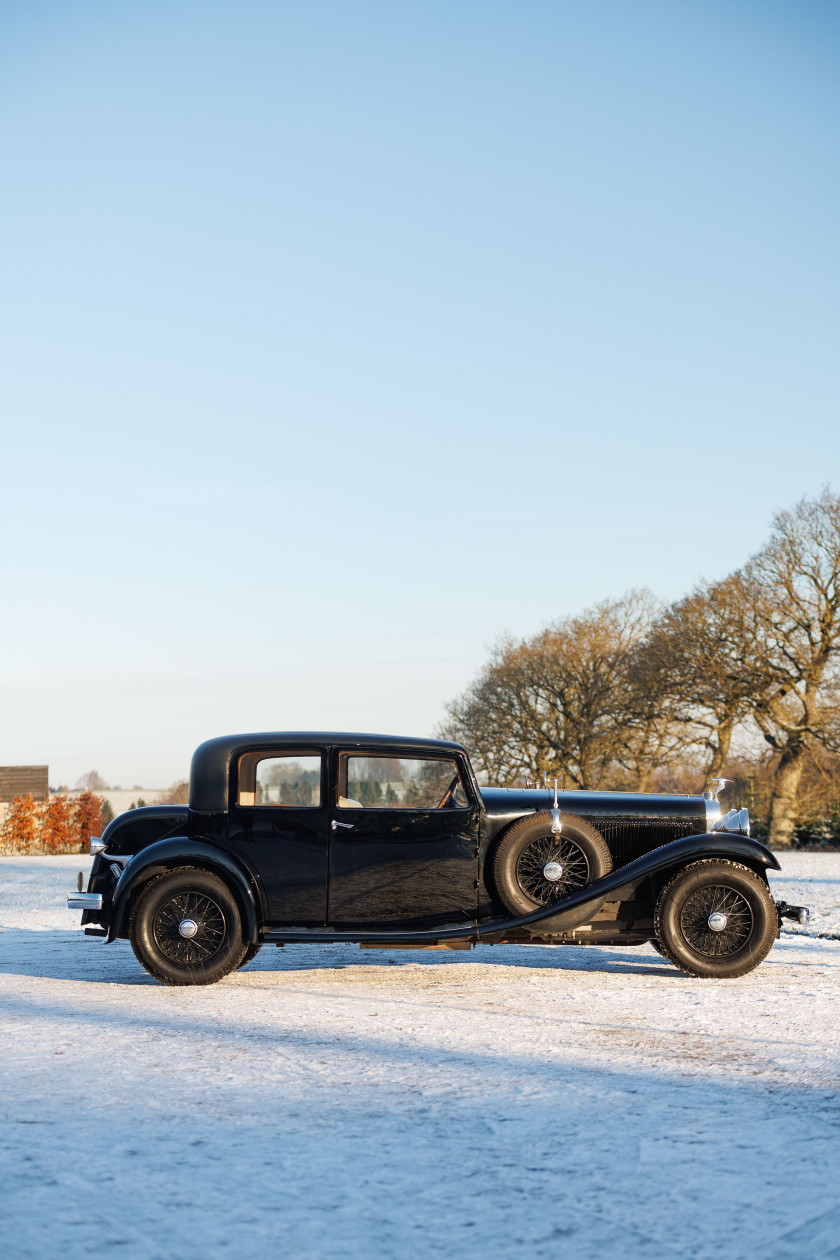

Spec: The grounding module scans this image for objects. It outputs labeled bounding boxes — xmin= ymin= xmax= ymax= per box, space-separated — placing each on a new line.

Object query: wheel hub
xmin=153 ymin=891 xmax=227 ymax=965
xmin=678 ymin=883 xmax=754 ymax=958
xmin=515 ymin=835 xmax=590 ymax=907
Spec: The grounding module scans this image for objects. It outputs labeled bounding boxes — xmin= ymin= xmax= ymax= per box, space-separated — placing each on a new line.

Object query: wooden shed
xmin=0 ymin=766 xmax=49 ymax=803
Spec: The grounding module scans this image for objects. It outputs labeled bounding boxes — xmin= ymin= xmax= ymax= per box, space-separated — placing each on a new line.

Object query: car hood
xmin=479 ymin=786 xmax=711 ymax=827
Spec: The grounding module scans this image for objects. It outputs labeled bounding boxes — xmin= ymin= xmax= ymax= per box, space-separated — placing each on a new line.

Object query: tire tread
xmin=491 ymin=811 xmax=612 ymax=928
xmin=654 ymin=859 xmax=776 ymax=979
xmin=129 ymin=866 xmax=247 ymax=986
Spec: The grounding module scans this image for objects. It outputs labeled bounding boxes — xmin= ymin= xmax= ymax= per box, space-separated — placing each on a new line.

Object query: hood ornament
xmin=703 ymin=777 xmax=732 ymax=803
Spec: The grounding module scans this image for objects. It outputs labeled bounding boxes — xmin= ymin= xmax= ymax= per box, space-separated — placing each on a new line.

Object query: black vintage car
xmin=68 ymin=732 xmax=808 ymax=985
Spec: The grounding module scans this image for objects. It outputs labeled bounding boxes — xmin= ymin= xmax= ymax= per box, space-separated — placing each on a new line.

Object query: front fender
xmin=107 ymin=837 xmax=260 ymax=945
xmin=482 ymin=831 xmax=779 ymax=938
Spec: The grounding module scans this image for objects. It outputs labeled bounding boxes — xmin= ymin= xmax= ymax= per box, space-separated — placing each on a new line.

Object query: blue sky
xmin=1 ymin=0 xmax=838 ymax=785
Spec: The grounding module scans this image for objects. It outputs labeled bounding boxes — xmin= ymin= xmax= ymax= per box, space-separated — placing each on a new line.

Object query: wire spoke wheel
xmin=491 ymin=811 xmax=611 ymax=926
xmin=515 ymin=834 xmax=591 ymax=906
xmin=679 ymin=883 xmax=753 ymax=958
xmin=153 ymin=891 xmax=227 ymax=964
xmin=655 ymin=860 xmax=778 ymax=979
xmin=130 ymin=867 xmax=247 ymax=986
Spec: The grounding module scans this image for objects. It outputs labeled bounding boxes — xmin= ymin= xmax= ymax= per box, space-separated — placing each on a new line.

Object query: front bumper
xmin=68 ymin=892 xmax=104 ymax=912
xmin=776 ymin=900 xmax=810 ymax=926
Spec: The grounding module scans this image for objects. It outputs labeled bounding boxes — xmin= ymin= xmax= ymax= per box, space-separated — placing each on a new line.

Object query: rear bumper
xmin=68 ymin=892 xmax=104 ymax=912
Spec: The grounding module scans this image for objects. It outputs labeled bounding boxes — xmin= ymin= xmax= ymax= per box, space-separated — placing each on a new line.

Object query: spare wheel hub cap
xmin=543 ymin=861 xmax=563 ymax=882
xmin=178 ymin=918 xmax=199 ymax=939
xmin=707 ymin=912 xmax=728 ymax=932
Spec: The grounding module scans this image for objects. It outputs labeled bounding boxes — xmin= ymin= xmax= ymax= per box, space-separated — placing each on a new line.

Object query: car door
xmin=327 ymin=749 xmax=480 ymax=928
xmin=227 ymin=747 xmax=329 ymax=924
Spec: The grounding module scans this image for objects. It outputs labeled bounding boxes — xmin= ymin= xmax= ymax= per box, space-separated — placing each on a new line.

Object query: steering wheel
xmin=437 ymin=775 xmax=460 ymax=809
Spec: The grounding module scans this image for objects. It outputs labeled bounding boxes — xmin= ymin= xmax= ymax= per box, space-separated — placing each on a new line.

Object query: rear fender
xmin=107 ymin=837 xmax=260 ymax=945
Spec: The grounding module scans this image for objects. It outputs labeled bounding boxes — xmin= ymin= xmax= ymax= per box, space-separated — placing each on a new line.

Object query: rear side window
xmin=338 ymin=755 xmax=469 ymax=810
xmin=237 ymin=753 xmax=322 ymax=807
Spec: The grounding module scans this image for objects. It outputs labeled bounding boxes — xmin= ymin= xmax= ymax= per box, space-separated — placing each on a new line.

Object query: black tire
xmin=491 ymin=811 xmax=613 ymax=931
xmin=129 ymin=867 xmax=247 ymax=986
xmin=649 ymin=937 xmax=675 ymax=962
xmin=237 ymin=941 xmax=263 ymax=969
xmin=655 ymin=860 xmax=777 ymax=979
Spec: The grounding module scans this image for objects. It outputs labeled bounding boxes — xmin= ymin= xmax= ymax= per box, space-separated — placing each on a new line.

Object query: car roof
xmin=189 ymin=731 xmax=467 ymax=812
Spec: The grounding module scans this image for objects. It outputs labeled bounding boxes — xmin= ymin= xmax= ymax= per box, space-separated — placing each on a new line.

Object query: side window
xmin=338 ymin=756 xmax=469 ymax=810
xmin=237 ymin=753 xmax=322 ymax=807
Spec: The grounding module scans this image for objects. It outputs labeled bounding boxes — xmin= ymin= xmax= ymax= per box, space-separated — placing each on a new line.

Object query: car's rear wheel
xmin=491 ymin=812 xmax=612 ymax=930
xmin=129 ymin=867 xmax=247 ymax=986
xmin=655 ymin=860 xmax=777 ymax=978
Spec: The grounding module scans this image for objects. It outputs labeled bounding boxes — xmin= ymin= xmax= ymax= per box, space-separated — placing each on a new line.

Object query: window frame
xmin=235 ymin=749 xmax=326 ymax=810
xmin=335 ymin=751 xmax=473 ymax=812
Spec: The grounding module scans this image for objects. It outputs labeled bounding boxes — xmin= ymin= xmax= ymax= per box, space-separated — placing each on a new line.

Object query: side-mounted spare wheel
xmin=129 ymin=866 xmax=247 ymax=986
xmin=491 ymin=811 xmax=613 ymax=930
xmin=654 ymin=859 xmax=777 ymax=979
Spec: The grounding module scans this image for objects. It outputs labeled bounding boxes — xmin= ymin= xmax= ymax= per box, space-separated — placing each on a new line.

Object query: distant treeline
xmin=442 ymin=489 xmax=840 ymax=848
xmin=0 ymin=791 xmax=105 ymax=856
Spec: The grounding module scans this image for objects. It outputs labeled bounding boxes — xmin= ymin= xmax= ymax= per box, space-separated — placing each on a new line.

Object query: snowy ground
xmin=2 ymin=855 xmax=839 ymax=1260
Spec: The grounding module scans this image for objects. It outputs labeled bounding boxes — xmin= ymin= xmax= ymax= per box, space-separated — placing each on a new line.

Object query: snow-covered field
xmin=2 ymin=855 xmax=839 ymax=1260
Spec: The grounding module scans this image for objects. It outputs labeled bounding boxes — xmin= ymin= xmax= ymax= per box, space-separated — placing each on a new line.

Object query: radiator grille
xmin=596 ymin=818 xmax=698 ymax=868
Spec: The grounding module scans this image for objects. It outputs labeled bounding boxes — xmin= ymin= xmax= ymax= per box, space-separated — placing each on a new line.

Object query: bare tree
xmin=160 ymin=780 xmax=189 ymax=805
xmin=785 ymin=746 xmax=840 ymax=844
xmin=612 ymin=656 xmax=694 ymax=791
xmin=442 ymin=591 xmax=682 ymax=789
xmin=443 ymin=489 xmax=840 ymax=844
xmin=632 ymin=574 xmax=766 ymax=778
xmin=75 ymin=770 xmax=107 ymax=791
xmin=741 ymin=489 xmax=840 ymax=846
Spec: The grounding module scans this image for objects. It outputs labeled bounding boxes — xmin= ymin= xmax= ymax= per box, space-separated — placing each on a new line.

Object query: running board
xmin=359 ymin=941 xmax=472 ymax=951
xmin=262 ymin=927 xmax=479 ymax=946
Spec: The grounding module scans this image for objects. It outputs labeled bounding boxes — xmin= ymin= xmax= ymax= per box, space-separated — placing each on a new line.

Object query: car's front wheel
xmin=237 ymin=941 xmax=263 ymax=969
xmin=129 ymin=867 xmax=247 ymax=986
xmin=655 ymin=860 xmax=777 ymax=978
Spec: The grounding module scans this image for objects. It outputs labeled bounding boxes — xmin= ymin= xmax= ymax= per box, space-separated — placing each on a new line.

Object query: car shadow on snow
xmin=0 ymin=929 xmax=158 ymax=984
xmin=247 ymin=941 xmax=673 ymax=978
xmin=0 ymin=927 xmax=676 ymax=983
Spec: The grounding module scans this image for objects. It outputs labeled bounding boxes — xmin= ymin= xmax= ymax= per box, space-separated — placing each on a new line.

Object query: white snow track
xmin=2 ymin=854 xmax=839 ymax=1259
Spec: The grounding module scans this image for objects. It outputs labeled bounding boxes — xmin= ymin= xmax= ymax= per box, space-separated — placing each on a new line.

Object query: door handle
xmin=331 ymin=820 xmax=354 ymax=830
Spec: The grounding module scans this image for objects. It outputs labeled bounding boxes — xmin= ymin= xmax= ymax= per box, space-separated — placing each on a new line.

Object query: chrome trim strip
xmin=68 ymin=893 xmax=103 ymax=911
